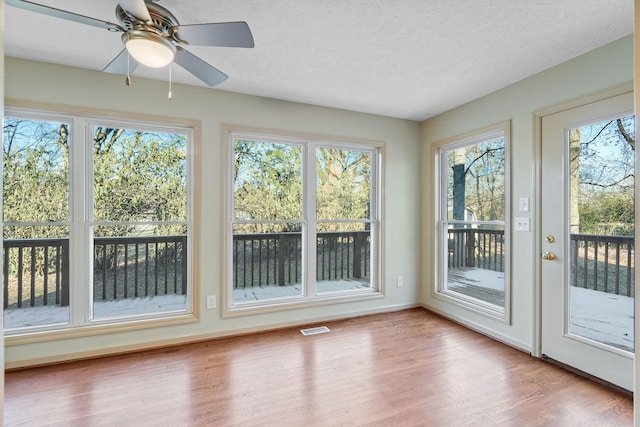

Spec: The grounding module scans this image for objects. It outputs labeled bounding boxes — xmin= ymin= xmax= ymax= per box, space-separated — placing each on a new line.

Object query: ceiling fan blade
xmin=5 ymin=0 xmax=124 ymax=31
xmin=103 ymin=49 xmax=140 ymax=75
xmin=174 ymin=22 xmax=255 ymax=48
xmin=174 ymin=47 xmax=228 ymax=87
xmin=118 ymin=0 xmax=152 ymax=23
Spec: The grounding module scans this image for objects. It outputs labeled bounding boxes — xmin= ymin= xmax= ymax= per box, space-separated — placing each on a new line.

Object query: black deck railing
xmin=233 ymin=231 xmax=370 ymax=288
xmin=93 ymin=235 xmax=187 ymax=302
xmin=448 ymin=228 xmax=504 ymax=272
xmin=448 ymin=228 xmax=634 ymax=297
xmin=3 ymin=235 xmax=187 ymax=309
xmin=570 ymin=233 xmax=634 ymax=297
xmin=4 ymin=229 xmax=632 ymax=308
xmin=3 ymin=238 xmax=70 ymax=309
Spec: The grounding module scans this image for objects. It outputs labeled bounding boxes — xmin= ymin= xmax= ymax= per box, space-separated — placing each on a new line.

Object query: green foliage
xmin=316 ymin=148 xmax=371 ymax=224
xmin=234 ymin=140 xmax=302 ymax=231
xmin=93 ymin=128 xmax=187 ymax=236
xmin=233 ymin=140 xmax=372 ymax=233
xmin=3 ymin=119 xmax=187 ymax=240
xmin=578 ymin=193 xmax=634 ymax=236
xmin=3 ymin=119 xmax=69 ymax=232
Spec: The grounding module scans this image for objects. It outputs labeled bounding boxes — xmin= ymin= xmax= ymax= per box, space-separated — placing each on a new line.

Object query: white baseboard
xmin=6 ymin=302 xmax=421 ymax=369
xmin=422 ymin=303 xmax=532 ymax=354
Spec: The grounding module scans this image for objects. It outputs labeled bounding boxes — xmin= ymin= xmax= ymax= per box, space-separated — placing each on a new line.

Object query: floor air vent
xmin=300 ymin=326 xmax=330 ymax=336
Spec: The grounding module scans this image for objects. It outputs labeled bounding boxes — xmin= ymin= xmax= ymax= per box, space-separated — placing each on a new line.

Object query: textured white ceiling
xmin=4 ymin=0 xmax=634 ymax=121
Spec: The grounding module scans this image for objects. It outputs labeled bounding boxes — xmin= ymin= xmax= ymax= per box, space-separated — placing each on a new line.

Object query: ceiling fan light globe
xmin=124 ymin=31 xmax=176 ymax=68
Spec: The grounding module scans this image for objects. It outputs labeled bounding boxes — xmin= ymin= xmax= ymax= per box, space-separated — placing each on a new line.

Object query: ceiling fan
xmin=6 ymin=0 xmax=255 ymax=87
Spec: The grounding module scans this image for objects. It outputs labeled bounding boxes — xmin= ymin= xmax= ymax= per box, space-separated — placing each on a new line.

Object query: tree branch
xmin=581 ymin=173 xmax=635 ymax=188
xmin=617 ymin=118 xmax=635 ymax=150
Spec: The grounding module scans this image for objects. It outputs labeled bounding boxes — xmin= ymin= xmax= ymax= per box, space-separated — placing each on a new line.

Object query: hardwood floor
xmin=5 ymin=308 xmax=633 ymax=426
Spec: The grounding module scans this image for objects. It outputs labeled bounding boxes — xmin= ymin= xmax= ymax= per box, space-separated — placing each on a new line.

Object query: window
xmin=3 ymin=107 xmax=195 ymax=335
xmin=435 ymin=122 xmax=510 ymax=321
xmin=227 ymin=131 xmax=381 ymax=313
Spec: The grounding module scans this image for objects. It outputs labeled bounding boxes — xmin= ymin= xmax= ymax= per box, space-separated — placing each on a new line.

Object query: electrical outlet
xmin=206 ymin=295 xmax=217 ymax=309
xmin=397 ymin=276 xmax=404 ymax=288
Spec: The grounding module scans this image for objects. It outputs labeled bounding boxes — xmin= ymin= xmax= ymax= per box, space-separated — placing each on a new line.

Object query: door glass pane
xmin=441 ymin=133 xmax=506 ymax=310
xmin=3 ymin=117 xmax=71 ymax=328
xmin=568 ymin=115 xmax=635 ymax=352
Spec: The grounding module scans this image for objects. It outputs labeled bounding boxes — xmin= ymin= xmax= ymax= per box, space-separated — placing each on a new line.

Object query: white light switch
xmin=519 ymin=197 xmax=529 ymax=212
xmin=515 ymin=217 xmax=530 ymax=232
xmin=206 ymin=295 xmax=217 ymax=309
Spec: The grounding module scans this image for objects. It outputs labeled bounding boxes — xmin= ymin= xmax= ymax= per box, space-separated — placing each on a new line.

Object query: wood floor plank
xmin=5 ymin=308 xmax=633 ymax=426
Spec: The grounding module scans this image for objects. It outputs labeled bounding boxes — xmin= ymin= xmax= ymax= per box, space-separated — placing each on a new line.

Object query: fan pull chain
xmin=168 ymin=63 xmax=173 ymax=99
xmin=125 ymin=34 xmax=131 ymax=86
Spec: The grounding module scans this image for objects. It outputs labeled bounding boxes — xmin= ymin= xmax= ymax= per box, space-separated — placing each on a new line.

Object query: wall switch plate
xmin=397 ymin=276 xmax=404 ymax=288
xmin=515 ymin=217 xmax=530 ymax=232
xmin=206 ymin=295 xmax=217 ymax=309
xmin=519 ymin=197 xmax=529 ymax=212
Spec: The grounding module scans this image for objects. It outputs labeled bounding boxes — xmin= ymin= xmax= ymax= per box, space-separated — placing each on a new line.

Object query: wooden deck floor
xmin=448 ymin=267 xmax=634 ymax=352
xmin=5 ymin=308 xmax=633 ymax=426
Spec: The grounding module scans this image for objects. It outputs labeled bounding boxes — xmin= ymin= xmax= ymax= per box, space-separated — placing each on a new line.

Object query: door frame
xmin=533 ymin=82 xmax=634 ymax=358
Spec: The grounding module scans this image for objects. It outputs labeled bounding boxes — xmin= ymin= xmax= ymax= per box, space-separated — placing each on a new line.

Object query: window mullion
xmin=305 ymin=142 xmax=317 ymax=297
xmin=69 ymin=117 xmax=90 ymax=325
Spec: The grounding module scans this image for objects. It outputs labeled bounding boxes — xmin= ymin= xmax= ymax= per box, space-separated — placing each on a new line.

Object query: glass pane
xmin=233 ymin=139 xmax=302 ymax=221
xmin=568 ymin=115 xmax=635 ymax=352
xmin=232 ymin=223 xmax=303 ymax=303
xmin=316 ymin=222 xmax=372 ymax=293
xmin=3 ymin=226 xmax=70 ymax=329
xmin=3 ymin=117 xmax=69 ymax=222
xmin=441 ymin=134 xmax=506 ymax=309
xmin=93 ymin=127 xmax=187 ymax=222
xmin=445 ymin=222 xmax=505 ymax=307
xmin=92 ymin=225 xmax=188 ymax=319
xmin=445 ymin=138 xmax=505 ymax=222
xmin=316 ymin=148 xmax=371 ymax=220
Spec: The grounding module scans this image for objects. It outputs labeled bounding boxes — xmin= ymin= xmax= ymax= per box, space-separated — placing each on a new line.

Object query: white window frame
xmin=433 ymin=121 xmax=511 ymax=323
xmin=4 ymin=105 xmax=199 ymax=343
xmin=223 ymin=127 xmax=384 ymax=317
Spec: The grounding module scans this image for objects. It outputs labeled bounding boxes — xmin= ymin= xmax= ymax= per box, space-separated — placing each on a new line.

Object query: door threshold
xmin=541 ymin=354 xmax=632 ymax=397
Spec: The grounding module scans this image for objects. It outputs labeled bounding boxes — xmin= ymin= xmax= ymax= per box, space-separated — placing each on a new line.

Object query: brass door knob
xmin=542 ymin=251 xmax=556 ymax=261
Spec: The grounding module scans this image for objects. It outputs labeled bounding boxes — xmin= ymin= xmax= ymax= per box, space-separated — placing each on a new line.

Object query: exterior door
xmin=541 ymin=91 xmax=635 ymax=391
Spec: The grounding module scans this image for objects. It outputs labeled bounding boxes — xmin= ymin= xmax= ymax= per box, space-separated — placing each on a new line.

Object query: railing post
xmin=465 ymin=229 xmax=476 ymax=267
xmin=353 ymin=233 xmax=362 ymax=279
xmin=3 ymin=245 xmax=8 ymax=309
xmin=181 ymin=236 xmax=188 ymax=295
xmin=61 ymin=239 xmax=70 ymax=307
xmin=278 ymin=234 xmax=286 ymax=286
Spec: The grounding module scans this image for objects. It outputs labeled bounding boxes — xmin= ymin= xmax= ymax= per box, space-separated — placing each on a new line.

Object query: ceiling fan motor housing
xmin=7 ymin=0 xmax=254 ymax=86
xmin=116 ymin=2 xmax=180 ymax=41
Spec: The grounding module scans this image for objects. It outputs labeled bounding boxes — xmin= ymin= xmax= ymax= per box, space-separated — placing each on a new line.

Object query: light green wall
xmin=4 ymin=34 xmax=634 ymax=366
xmin=4 ymin=57 xmax=421 ymax=366
xmin=421 ymin=35 xmax=634 ymax=351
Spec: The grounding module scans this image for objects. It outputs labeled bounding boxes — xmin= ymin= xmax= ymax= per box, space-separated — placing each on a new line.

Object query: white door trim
xmin=532 ymin=82 xmax=634 ymax=358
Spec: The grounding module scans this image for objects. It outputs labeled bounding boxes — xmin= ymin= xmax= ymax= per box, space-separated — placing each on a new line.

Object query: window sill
xmin=432 ymin=289 xmax=508 ymax=324
xmin=223 ymin=289 xmax=384 ymax=318
xmin=5 ymin=311 xmax=199 ymax=346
